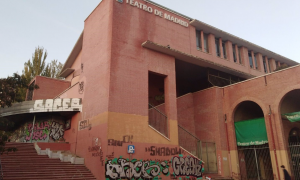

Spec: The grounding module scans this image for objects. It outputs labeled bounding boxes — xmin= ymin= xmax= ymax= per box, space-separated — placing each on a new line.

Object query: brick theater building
xmin=1 ymin=0 xmax=300 ymax=180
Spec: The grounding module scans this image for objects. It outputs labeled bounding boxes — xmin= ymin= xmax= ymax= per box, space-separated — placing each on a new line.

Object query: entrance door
xmin=238 ymin=144 xmax=274 ymax=180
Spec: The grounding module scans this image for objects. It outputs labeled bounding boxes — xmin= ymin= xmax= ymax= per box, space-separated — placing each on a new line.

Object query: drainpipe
xmin=225 ymin=114 xmax=233 ymax=179
xmin=268 ymin=107 xmax=281 ymax=180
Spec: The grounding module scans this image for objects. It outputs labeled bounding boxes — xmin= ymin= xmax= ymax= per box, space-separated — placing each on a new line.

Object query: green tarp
xmin=282 ymin=112 xmax=300 ymax=122
xmin=235 ymin=117 xmax=268 ymax=146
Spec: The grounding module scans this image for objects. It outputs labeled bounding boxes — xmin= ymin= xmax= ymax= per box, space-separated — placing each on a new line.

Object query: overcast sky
xmin=0 ymin=0 xmax=299 ymax=78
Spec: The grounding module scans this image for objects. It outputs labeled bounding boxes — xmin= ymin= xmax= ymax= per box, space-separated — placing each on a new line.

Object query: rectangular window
xmin=215 ymin=38 xmax=220 ymax=57
xmin=222 ymin=41 xmax=227 ymax=59
xmin=196 ymin=30 xmax=202 ymax=50
xmin=232 ymin=44 xmax=237 ymax=62
xmin=262 ymin=57 xmax=267 ymax=73
xmin=238 ymin=47 xmax=242 ymax=64
xmin=248 ymin=51 xmax=253 ymax=68
xmin=254 ymin=54 xmax=258 ymax=69
xmin=203 ymin=33 xmax=209 ymax=53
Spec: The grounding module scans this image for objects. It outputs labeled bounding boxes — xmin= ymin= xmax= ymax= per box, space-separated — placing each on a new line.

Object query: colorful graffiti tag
xmin=11 ymin=119 xmax=65 ymax=142
xmin=105 ymin=156 xmax=204 ymax=180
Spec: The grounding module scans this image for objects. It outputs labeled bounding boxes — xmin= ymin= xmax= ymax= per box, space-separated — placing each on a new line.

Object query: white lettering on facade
xmin=125 ymin=0 xmax=188 ymax=27
xmin=30 ymin=98 xmax=82 ymax=112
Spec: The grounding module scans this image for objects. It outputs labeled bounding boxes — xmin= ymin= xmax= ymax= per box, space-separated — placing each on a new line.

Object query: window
xmin=248 ymin=51 xmax=253 ymax=68
xmin=232 ymin=44 xmax=237 ymax=62
xmin=262 ymin=57 xmax=267 ymax=73
xmin=254 ymin=54 xmax=258 ymax=69
xmin=222 ymin=41 xmax=227 ymax=59
xmin=215 ymin=38 xmax=220 ymax=57
xmin=203 ymin=33 xmax=209 ymax=53
xmin=238 ymin=47 xmax=242 ymax=64
xmin=196 ymin=30 xmax=202 ymax=50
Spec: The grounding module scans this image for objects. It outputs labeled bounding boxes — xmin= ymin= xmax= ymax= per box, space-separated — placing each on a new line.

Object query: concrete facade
xmin=3 ymin=0 xmax=300 ymax=180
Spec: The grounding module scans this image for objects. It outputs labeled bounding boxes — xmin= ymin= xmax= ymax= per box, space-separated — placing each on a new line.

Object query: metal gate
xmin=289 ymin=142 xmax=300 ymax=180
xmin=238 ymin=144 xmax=274 ymax=180
xmin=201 ymin=142 xmax=217 ymax=173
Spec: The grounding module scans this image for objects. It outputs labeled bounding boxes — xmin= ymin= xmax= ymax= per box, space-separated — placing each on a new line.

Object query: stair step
xmin=1 ymin=142 xmax=96 ymax=180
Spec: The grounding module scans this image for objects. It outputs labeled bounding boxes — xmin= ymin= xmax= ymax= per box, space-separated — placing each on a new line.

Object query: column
xmin=200 ymin=31 xmax=204 ymax=52
xmin=208 ymin=34 xmax=216 ymax=55
xmin=226 ymin=41 xmax=233 ymax=62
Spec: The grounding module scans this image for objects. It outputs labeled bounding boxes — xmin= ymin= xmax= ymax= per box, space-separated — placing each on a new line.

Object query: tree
xmin=0 ymin=73 xmax=38 ymax=108
xmin=42 ymin=60 xmax=63 ymax=78
xmin=23 ymin=46 xmax=48 ymax=83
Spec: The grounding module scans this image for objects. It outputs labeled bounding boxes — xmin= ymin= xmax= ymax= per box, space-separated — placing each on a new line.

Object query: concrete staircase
xmin=0 ymin=142 xmax=96 ymax=180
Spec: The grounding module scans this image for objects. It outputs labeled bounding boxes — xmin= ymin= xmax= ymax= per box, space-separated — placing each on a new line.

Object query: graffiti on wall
xmin=108 ymin=135 xmax=133 ymax=147
xmin=145 ymin=146 xmax=185 ymax=156
xmin=11 ymin=119 xmax=65 ymax=143
xmin=172 ymin=156 xmax=203 ymax=178
xmin=105 ymin=158 xmax=170 ymax=180
xmin=105 ymin=155 xmax=204 ymax=180
xmin=79 ymin=119 xmax=91 ymax=130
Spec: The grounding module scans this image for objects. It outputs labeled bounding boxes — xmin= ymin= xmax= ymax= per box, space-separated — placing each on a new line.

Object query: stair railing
xmin=148 ymin=103 xmax=168 ymax=137
xmin=178 ymin=124 xmax=202 ymax=159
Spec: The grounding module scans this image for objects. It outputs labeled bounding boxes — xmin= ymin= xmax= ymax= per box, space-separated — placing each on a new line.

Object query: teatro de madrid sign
xmin=117 ymin=0 xmax=189 ymax=28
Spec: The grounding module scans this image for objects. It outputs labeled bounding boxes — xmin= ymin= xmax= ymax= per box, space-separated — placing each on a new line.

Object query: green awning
xmin=282 ymin=112 xmax=300 ymax=122
xmin=235 ymin=117 xmax=268 ymax=146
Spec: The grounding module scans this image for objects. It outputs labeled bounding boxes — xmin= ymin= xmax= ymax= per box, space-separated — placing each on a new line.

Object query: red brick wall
xmin=29 ymin=76 xmax=70 ymax=100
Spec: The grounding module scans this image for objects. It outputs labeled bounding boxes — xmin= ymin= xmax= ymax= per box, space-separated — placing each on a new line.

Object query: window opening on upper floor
xmin=196 ymin=30 xmax=202 ymax=50
xmin=233 ymin=44 xmax=237 ymax=63
xmin=222 ymin=41 xmax=227 ymax=59
xmin=263 ymin=57 xmax=268 ymax=73
xmin=215 ymin=38 xmax=220 ymax=57
xmin=248 ymin=51 xmax=253 ymax=68
xmin=203 ymin=33 xmax=209 ymax=53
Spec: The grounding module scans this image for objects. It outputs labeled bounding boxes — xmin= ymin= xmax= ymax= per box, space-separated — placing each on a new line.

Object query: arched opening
xmin=234 ymin=101 xmax=274 ymax=180
xmin=280 ymin=89 xmax=300 ymax=179
xmin=234 ymin=101 xmax=264 ymax=122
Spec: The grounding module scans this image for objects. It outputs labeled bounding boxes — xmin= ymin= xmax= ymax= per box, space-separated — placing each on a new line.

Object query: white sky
xmin=0 ymin=0 xmax=299 ymax=78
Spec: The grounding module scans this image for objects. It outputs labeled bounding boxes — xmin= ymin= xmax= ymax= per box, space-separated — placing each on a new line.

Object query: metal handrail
xmin=178 ymin=124 xmax=200 ymax=141
xmin=148 ymin=103 xmax=167 ymax=117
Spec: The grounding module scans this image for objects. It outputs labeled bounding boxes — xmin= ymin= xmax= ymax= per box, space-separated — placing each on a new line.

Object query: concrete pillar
xmin=251 ymin=51 xmax=255 ymax=69
xmin=208 ymin=34 xmax=216 ymax=56
xmin=200 ymin=31 xmax=204 ymax=52
xmin=256 ymin=53 xmax=264 ymax=72
xmin=264 ymin=56 xmax=270 ymax=73
xmin=226 ymin=41 xmax=233 ymax=61
xmin=269 ymin=58 xmax=277 ymax=72
xmin=240 ymin=47 xmax=249 ymax=67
